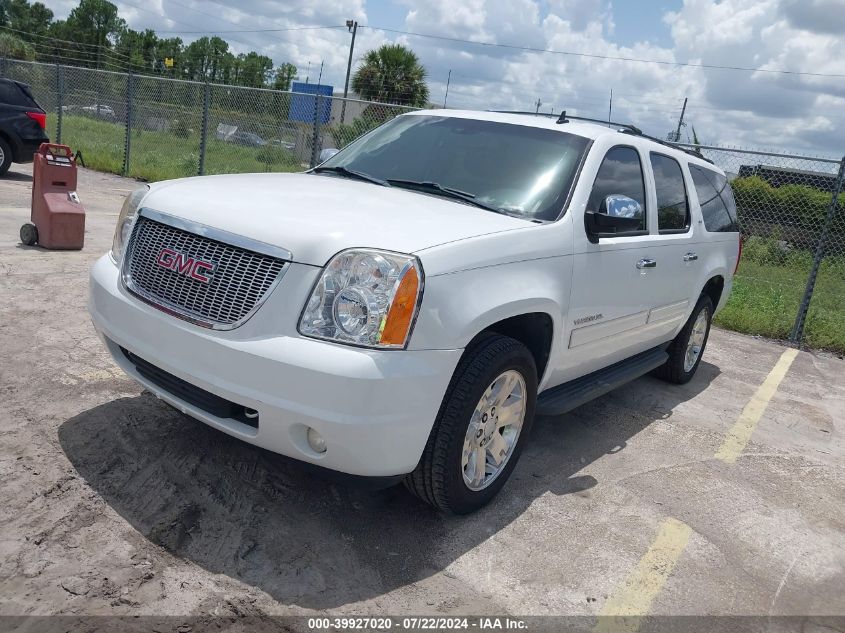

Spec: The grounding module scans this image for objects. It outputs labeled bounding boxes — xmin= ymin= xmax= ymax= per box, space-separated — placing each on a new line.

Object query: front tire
xmin=404 ymin=334 xmax=537 ymax=514
xmin=653 ymin=294 xmax=713 ymax=384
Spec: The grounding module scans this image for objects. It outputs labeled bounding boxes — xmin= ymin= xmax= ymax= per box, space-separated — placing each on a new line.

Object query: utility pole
xmin=443 ymin=69 xmax=451 ymax=108
xmin=340 ymin=19 xmax=358 ymax=124
xmin=535 ymin=98 xmax=542 ymax=113
xmin=608 ymin=89 xmax=613 ymax=121
xmin=95 ymin=33 xmax=103 ymax=118
xmin=673 ymin=97 xmax=688 ymax=142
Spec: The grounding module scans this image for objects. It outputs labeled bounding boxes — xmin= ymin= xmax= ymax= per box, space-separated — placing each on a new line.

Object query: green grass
xmin=48 ymin=114 xmax=303 ymax=182
xmin=715 ymin=248 xmax=845 ymax=355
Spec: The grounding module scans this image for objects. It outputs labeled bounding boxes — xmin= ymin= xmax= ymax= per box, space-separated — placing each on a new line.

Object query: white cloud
xmin=48 ymin=0 xmax=845 ymax=155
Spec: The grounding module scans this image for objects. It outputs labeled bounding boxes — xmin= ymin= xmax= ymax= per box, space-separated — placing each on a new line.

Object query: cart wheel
xmin=20 ymin=223 xmax=38 ymax=246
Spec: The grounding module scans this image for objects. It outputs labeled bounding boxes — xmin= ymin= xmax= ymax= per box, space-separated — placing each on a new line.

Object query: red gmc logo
xmin=155 ymin=247 xmax=215 ymax=284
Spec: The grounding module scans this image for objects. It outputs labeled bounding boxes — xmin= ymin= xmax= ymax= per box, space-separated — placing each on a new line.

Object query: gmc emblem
xmin=155 ymin=247 xmax=215 ymax=284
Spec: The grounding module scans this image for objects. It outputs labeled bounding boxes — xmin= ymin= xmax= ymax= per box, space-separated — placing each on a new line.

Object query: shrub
xmin=172 ymin=119 xmax=192 ymax=139
xmin=328 ymin=106 xmax=404 ymax=148
xmin=731 ymin=175 xmax=844 ymax=230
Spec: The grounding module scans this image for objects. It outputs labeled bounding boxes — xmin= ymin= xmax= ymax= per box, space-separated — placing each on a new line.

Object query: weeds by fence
xmin=2 ymin=58 xmax=844 ymax=353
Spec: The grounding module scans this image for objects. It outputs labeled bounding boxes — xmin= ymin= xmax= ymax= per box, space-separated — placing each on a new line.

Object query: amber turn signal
xmin=379 ymin=266 xmax=421 ymax=346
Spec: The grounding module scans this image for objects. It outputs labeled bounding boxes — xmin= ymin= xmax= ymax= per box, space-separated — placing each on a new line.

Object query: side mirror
xmin=585 ymin=194 xmax=644 ymax=241
xmin=319 ymin=148 xmax=340 ymax=163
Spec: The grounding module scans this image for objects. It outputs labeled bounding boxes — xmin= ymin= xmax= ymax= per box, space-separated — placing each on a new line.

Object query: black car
xmin=0 ymin=78 xmax=49 ymax=176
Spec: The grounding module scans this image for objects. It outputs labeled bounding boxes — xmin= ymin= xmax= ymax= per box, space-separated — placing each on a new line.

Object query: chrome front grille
xmin=122 ymin=210 xmax=289 ymax=329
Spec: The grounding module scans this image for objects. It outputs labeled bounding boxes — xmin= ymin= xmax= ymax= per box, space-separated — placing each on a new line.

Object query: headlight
xmin=110 ymin=185 xmax=149 ymax=263
xmin=299 ymin=249 xmax=423 ymax=349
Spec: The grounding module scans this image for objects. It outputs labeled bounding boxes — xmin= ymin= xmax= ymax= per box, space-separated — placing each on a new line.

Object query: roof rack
xmin=626 ymin=130 xmax=714 ymax=163
xmin=556 ymin=111 xmax=712 ymax=163
xmin=490 ymin=110 xmax=557 ymax=118
xmin=555 ymin=111 xmax=642 ymax=135
xmin=490 ymin=109 xmax=713 ymax=163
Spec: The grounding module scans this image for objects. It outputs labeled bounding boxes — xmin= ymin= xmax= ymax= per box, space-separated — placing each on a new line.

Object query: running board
xmin=536 ymin=345 xmax=669 ymax=416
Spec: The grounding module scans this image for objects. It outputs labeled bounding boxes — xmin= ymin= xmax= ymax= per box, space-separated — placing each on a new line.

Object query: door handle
xmin=636 ymin=258 xmax=657 ymax=269
xmin=683 ymin=252 xmax=698 ymax=262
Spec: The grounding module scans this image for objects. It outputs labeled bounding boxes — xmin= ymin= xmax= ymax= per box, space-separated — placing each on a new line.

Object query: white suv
xmin=89 ymin=110 xmax=741 ymax=513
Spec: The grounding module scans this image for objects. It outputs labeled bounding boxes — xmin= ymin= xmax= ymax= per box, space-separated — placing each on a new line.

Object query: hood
xmin=143 ymin=172 xmax=530 ymax=266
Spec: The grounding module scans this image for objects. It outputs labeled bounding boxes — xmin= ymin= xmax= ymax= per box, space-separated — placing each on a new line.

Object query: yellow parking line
xmin=594 ymin=348 xmax=798 ymax=632
xmin=715 ymin=348 xmax=799 ymax=463
xmin=594 ymin=518 xmax=692 ymax=633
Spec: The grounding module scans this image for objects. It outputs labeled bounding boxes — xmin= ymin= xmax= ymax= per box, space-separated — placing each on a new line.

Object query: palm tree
xmin=351 ymin=44 xmax=429 ymax=108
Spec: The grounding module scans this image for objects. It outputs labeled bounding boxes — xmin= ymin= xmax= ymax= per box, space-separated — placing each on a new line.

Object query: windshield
xmin=318 ymin=115 xmax=591 ymax=222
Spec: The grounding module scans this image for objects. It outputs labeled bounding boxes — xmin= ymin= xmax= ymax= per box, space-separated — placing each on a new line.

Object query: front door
xmin=559 ymin=144 xmax=664 ymax=382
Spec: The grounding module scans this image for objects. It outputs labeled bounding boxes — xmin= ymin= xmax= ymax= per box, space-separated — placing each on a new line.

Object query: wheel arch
xmin=0 ymin=129 xmax=18 ymax=163
xmin=465 ymin=312 xmax=555 ymax=384
xmin=702 ymin=275 xmax=725 ymax=311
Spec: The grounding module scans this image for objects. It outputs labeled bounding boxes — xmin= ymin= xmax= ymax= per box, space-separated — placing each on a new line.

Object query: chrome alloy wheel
xmin=684 ymin=308 xmax=709 ymax=372
xmin=461 ymin=369 xmax=527 ymax=491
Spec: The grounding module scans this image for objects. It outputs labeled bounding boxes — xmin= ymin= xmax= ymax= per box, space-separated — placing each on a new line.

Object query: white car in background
xmin=80 ymin=104 xmax=116 ymax=119
xmin=89 ymin=110 xmax=740 ymax=513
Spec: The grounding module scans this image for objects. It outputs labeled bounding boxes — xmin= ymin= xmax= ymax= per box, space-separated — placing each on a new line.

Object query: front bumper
xmin=88 ymin=255 xmax=462 ymax=477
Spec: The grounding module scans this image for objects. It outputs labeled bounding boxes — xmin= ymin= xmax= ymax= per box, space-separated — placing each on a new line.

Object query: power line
xmin=362 ymin=25 xmax=845 ymax=79
xmin=0 ymin=24 xmax=135 ymax=60
xmin=118 ymin=0 xmax=275 ymax=55
xmin=155 ymin=25 xmax=345 ymax=34
xmin=20 ymin=38 xmax=149 ymax=71
xmin=146 ymin=0 xmax=341 ymax=58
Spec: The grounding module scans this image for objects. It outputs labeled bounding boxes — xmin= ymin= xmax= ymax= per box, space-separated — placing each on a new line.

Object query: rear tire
xmin=653 ymin=294 xmax=713 ymax=384
xmin=0 ymin=138 xmax=12 ymax=176
xmin=19 ymin=222 xmax=38 ymax=246
xmin=404 ymin=334 xmax=537 ymax=514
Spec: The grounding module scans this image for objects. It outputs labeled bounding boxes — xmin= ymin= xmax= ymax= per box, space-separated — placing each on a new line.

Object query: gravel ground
xmin=0 ymin=164 xmax=843 ymax=626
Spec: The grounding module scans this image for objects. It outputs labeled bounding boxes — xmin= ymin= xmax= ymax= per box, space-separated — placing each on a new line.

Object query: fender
xmin=408 ymin=255 xmax=571 ymax=388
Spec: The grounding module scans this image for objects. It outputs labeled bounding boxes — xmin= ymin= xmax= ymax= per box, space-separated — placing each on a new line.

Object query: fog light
xmin=306 ymin=427 xmax=327 ymax=453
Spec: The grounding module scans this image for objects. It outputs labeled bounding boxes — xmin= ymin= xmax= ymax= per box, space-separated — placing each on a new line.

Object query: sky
xmin=46 ymin=0 xmax=845 ymax=157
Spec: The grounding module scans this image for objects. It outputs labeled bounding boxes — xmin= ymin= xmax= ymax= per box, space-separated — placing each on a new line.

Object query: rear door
xmin=638 ymin=151 xmax=702 ymax=337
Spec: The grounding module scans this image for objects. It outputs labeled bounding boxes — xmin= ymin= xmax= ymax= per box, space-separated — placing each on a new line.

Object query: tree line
xmin=0 ymin=0 xmax=432 ymax=107
xmin=0 ymin=0 xmax=298 ymax=89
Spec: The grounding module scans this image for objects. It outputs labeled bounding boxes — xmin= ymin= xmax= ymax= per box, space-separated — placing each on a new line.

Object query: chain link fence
xmin=0 ymin=58 xmax=413 ymax=181
xmin=674 ymin=143 xmax=845 ymax=352
xmin=2 ymin=58 xmax=844 ymax=352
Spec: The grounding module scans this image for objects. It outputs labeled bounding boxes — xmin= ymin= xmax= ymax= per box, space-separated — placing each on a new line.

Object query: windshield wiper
xmin=312 ymin=165 xmax=390 ymax=187
xmin=386 ymin=179 xmax=506 ymax=214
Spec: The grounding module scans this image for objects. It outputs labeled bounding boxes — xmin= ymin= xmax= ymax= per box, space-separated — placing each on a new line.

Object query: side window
xmin=650 ymin=153 xmax=689 ymax=232
xmin=587 ymin=146 xmax=647 ymax=232
xmin=689 ymin=164 xmax=738 ymax=232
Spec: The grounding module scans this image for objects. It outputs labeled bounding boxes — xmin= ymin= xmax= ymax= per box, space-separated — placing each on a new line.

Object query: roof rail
xmin=489 ymin=110 xmax=557 ymax=118
xmin=490 ymin=109 xmax=713 ymax=163
xmin=555 ymin=111 xmax=642 ymax=135
xmin=628 ymin=131 xmax=714 ymax=163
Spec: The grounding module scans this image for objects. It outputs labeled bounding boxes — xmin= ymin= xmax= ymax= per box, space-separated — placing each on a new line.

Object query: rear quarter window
xmin=689 ymin=164 xmax=739 ymax=232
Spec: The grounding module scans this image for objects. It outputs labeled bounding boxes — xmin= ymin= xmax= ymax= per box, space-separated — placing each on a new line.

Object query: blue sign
xmin=289 ymin=82 xmax=333 ymax=125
